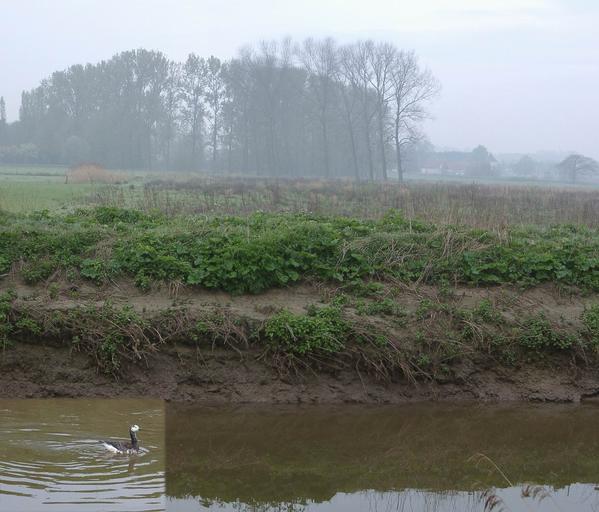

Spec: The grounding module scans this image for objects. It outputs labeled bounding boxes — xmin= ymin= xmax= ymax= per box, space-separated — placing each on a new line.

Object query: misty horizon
xmin=0 ymin=43 xmax=586 ymax=161
xmin=2 ymin=0 xmax=598 ymax=160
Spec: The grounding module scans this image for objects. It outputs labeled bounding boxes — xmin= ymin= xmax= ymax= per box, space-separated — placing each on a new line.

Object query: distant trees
xmin=180 ymin=54 xmax=207 ymax=170
xmin=1 ymin=38 xmax=439 ymax=179
xmin=63 ymin=135 xmax=91 ymax=165
xmin=0 ymin=97 xmax=6 ymax=126
xmin=468 ymin=145 xmax=497 ymax=177
xmin=160 ymin=62 xmax=182 ymax=171
xmin=557 ymin=154 xmax=599 ymax=183
xmin=513 ymin=155 xmax=536 ymax=176
xmin=0 ymin=143 xmax=39 ymax=163
xmin=0 ymin=96 xmax=6 ymax=143
xmin=15 ymin=49 xmax=172 ymax=169
xmin=204 ymin=56 xmax=226 ymax=170
xmin=298 ymin=38 xmax=338 ymax=178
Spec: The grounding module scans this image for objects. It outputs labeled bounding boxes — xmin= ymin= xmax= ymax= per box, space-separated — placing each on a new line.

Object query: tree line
xmin=0 ymin=38 xmax=439 ymax=180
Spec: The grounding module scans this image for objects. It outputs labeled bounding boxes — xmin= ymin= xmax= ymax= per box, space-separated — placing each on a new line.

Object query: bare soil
xmin=2 ymin=279 xmax=599 ymax=403
xmin=3 ymin=342 xmax=599 ymax=403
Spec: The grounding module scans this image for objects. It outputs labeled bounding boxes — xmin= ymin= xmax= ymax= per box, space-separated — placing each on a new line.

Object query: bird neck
xmin=130 ymin=431 xmax=138 ymax=448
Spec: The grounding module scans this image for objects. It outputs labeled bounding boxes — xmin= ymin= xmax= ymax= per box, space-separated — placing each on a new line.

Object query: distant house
xmin=421 ymin=152 xmax=468 ymax=175
xmin=420 ymin=147 xmax=498 ymax=177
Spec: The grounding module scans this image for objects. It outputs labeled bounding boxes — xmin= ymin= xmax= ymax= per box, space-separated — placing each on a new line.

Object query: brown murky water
xmin=0 ymin=398 xmax=165 ymax=512
xmin=166 ymin=403 xmax=599 ymax=512
xmin=4 ymin=400 xmax=599 ymax=511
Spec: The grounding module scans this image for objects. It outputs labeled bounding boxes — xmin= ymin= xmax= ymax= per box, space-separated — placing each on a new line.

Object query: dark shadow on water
xmin=165 ymin=402 xmax=599 ymax=511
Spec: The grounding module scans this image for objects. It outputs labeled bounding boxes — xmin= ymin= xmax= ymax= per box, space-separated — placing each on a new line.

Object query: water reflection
xmin=0 ymin=398 xmax=165 ymax=511
xmin=166 ymin=403 xmax=599 ymax=511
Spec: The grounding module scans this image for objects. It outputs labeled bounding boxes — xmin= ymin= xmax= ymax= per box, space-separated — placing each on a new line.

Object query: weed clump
xmin=0 ymin=290 xmax=16 ymax=348
xmin=264 ymin=306 xmax=348 ymax=355
xmin=582 ymin=305 xmax=599 ymax=348
xmin=518 ymin=314 xmax=575 ymax=351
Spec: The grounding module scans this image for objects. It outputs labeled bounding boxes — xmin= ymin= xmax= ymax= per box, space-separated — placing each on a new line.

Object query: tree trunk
xmin=212 ymin=120 xmax=218 ymax=170
xmin=394 ymin=113 xmax=402 ymax=182
xmin=361 ymin=87 xmax=375 ymax=181
xmin=321 ymin=114 xmax=330 ymax=178
xmin=340 ymin=89 xmax=360 ymax=181
xmin=395 ymin=138 xmax=403 ymax=182
xmin=191 ymin=128 xmax=197 ymax=170
xmin=378 ymin=102 xmax=387 ymax=180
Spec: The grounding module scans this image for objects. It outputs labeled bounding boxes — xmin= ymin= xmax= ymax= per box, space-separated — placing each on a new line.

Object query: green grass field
xmin=0 ymin=181 xmax=101 ymax=213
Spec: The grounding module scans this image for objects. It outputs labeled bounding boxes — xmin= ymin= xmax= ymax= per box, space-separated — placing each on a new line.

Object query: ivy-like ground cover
xmin=2 ymin=206 xmax=599 ymax=294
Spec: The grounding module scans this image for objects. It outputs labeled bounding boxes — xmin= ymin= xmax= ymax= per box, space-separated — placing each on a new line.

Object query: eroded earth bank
xmin=3 ymin=280 xmax=599 ymax=403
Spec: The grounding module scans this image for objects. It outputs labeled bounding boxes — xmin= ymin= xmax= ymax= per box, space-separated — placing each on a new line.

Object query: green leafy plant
xmin=518 ymin=314 xmax=573 ymax=351
xmin=472 ymin=299 xmax=502 ymax=324
xmin=3 ymin=207 xmax=599 ymax=293
xmin=264 ymin=305 xmax=348 ymax=355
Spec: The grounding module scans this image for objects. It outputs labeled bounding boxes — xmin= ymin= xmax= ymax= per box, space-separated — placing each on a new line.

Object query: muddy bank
xmin=2 ymin=280 xmax=599 ymax=403
xmin=3 ymin=341 xmax=599 ymax=403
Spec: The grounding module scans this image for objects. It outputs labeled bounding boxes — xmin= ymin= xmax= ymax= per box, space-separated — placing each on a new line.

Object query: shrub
xmin=21 ymin=259 xmax=57 ymax=284
xmin=80 ymin=259 xmax=110 ymax=284
xmin=264 ymin=306 xmax=348 ymax=355
xmin=518 ymin=314 xmax=574 ymax=351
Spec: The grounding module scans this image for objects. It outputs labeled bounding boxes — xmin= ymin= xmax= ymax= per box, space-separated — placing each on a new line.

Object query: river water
xmin=3 ymin=400 xmax=599 ymax=512
xmin=166 ymin=403 xmax=599 ymax=512
xmin=0 ymin=398 xmax=165 ymax=512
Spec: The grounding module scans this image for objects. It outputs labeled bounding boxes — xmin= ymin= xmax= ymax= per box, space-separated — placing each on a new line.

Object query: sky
xmin=1 ymin=0 xmax=598 ymax=158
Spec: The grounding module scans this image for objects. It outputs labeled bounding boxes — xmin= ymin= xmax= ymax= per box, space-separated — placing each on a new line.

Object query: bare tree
xmin=297 ymin=38 xmax=338 ymax=177
xmin=390 ymin=51 xmax=440 ymax=181
xmin=367 ymin=42 xmax=397 ymax=180
xmin=334 ymin=61 xmax=361 ymax=180
xmin=340 ymin=42 xmax=377 ymax=181
xmin=557 ymin=154 xmax=599 ymax=183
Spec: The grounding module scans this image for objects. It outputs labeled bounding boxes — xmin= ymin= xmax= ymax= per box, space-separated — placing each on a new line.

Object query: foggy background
xmin=1 ymin=0 xmax=598 ymax=159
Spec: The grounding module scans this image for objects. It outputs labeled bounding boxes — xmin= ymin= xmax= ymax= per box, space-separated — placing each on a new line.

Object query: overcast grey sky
xmin=2 ymin=0 xmax=598 ymax=158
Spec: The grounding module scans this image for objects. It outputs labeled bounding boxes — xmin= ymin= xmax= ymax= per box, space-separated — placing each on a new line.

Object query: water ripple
xmin=0 ymin=398 xmax=165 ymax=512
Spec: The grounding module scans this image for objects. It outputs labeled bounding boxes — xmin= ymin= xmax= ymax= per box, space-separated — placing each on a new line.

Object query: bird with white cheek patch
xmin=100 ymin=425 xmax=140 ymax=454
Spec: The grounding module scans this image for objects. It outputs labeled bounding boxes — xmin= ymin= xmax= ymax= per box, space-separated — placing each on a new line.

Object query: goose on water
xmin=100 ymin=424 xmax=140 ymax=454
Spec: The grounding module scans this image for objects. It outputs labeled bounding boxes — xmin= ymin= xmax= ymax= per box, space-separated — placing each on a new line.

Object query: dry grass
xmin=91 ymin=176 xmax=599 ymax=229
xmin=66 ymin=164 xmax=126 ymax=184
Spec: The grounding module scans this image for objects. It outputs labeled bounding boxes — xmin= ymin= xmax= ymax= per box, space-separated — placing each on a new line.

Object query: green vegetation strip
xmin=2 ymin=206 xmax=599 ymax=293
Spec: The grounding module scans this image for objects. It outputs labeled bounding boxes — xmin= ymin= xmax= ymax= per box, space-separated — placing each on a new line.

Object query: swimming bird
xmin=100 ymin=425 xmax=140 ymax=454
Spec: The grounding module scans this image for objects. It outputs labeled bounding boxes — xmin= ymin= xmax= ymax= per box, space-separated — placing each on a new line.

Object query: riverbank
xmin=4 ymin=340 xmax=599 ymax=403
xmin=2 ymin=279 xmax=599 ymax=403
xmin=3 ymin=206 xmax=599 ymax=402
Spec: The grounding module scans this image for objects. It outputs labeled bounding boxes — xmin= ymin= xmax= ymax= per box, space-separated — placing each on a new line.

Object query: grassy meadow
xmin=3 ymin=164 xmax=599 ymax=229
